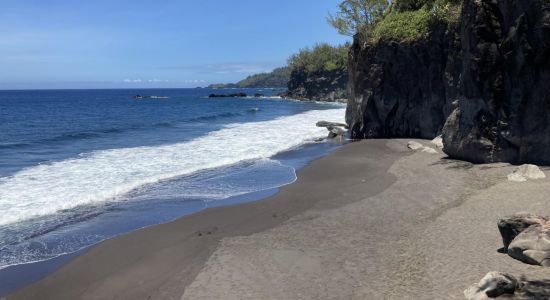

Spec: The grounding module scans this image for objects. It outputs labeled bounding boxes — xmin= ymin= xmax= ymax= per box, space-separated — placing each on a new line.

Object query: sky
xmin=0 ymin=0 xmax=349 ymax=89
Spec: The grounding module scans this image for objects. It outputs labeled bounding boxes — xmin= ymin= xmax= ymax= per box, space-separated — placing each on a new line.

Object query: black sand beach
xmin=6 ymin=139 xmax=550 ymax=299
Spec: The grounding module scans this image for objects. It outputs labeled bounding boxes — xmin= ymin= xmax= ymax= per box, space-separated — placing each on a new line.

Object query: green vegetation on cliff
xmin=329 ymin=0 xmax=461 ymax=43
xmin=284 ymin=43 xmax=350 ymax=102
xmin=208 ymin=67 xmax=290 ymax=89
xmin=371 ymin=0 xmax=461 ymax=42
xmin=288 ymin=43 xmax=349 ymax=74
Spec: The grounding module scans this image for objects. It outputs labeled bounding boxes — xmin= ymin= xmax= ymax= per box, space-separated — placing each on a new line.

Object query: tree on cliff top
xmin=288 ymin=43 xmax=349 ymax=74
xmin=330 ymin=0 xmax=462 ymax=42
xmin=327 ymin=0 xmax=389 ymax=36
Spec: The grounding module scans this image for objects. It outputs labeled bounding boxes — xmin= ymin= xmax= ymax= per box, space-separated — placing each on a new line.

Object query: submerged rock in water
xmin=464 ymin=272 xmax=520 ymax=299
xmin=208 ymin=93 xmax=247 ymax=98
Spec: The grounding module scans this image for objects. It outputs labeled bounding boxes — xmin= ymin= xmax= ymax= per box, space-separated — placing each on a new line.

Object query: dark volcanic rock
xmin=443 ymin=0 xmax=550 ymax=164
xmin=347 ymin=20 xmax=461 ymax=139
xmin=284 ymin=69 xmax=348 ymax=103
xmin=208 ymin=93 xmax=247 ymax=98
xmin=347 ymin=0 xmax=550 ymax=164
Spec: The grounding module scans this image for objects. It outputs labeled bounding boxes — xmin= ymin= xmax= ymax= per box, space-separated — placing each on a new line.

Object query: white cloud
xmin=123 ymin=78 xmax=143 ymax=83
xmin=158 ymin=63 xmax=277 ymax=74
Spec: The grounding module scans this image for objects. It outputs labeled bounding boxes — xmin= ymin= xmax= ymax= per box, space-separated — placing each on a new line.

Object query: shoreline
xmin=6 ymin=139 xmax=550 ymax=299
xmin=0 ymin=139 xmax=343 ymax=296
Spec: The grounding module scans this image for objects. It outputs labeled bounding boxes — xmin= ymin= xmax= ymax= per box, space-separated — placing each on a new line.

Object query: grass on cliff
xmin=364 ymin=0 xmax=461 ymax=43
xmin=370 ymin=8 xmax=432 ymax=42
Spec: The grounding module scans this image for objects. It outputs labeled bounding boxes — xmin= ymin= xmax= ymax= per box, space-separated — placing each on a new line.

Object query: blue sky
xmin=0 ymin=0 xmax=349 ymax=89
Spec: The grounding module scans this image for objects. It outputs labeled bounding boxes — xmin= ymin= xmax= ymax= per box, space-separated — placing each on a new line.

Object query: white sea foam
xmin=0 ymin=108 xmax=345 ymax=227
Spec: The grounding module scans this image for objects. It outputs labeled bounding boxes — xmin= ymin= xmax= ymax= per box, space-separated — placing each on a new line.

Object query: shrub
xmin=288 ymin=43 xmax=349 ymax=74
xmin=370 ymin=7 xmax=432 ymax=42
xmin=365 ymin=0 xmax=462 ymax=42
xmin=327 ymin=0 xmax=390 ymax=36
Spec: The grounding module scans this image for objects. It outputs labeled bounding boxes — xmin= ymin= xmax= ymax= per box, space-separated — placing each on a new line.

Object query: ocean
xmin=0 ymin=88 xmax=345 ymax=293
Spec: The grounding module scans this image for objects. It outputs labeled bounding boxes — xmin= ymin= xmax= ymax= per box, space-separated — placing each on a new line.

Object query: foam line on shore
xmin=0 ymin=108 xmax=345 ymax=227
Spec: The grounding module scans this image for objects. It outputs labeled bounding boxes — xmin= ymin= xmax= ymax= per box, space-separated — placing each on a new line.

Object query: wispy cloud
xmin=122 ymin=78 xmax=205 ymax=84
xmin=157 ymin=63 xmax=276 ymax=74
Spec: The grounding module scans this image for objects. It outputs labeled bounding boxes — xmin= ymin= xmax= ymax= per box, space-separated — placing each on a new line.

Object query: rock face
xmin=442 ymin=0 xmax=550 ymax=164
xmin=464 ymin=271 xmax=520 ymax=299
xmin=347 ymin=0 xmax=550 ymax=164
xmin=347 ymin=20 xmax=461 ymax=139
xmin=284 ymin=69 xmax=348 ymax=103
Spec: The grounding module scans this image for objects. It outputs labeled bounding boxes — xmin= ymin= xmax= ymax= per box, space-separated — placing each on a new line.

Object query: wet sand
xmin=6 ymin=139 xmax=550 ymax=299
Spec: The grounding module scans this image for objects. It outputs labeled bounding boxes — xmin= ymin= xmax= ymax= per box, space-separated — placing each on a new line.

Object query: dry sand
xmin=6 ymin=139 xmax=550 ymax=300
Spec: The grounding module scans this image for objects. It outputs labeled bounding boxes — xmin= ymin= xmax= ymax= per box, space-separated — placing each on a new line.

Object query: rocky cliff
xmin=443 ymin=0 xmax=550 ymax=164
xmin=347 ymin=0 xmax=550 ymax=164
xmin=284 ymin=68 xmax=348 ymax=103
xmin=347 ymin=18 xmax=461 ymax=139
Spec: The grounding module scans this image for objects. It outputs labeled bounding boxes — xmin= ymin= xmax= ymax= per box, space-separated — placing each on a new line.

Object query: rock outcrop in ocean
xmin=347 ymin=0 xmax=550 ymax=164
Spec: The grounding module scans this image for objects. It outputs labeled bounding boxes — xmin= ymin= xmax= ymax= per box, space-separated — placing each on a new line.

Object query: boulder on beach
xmin=316 ymin=121 xmax=347 ymax=128
xmin=407 ymin=141 xmax=424 ymax=151
xmin=464 ymin=271 xmax=520 ymax=300
xmin=327 ymin=126 xmax=345 ymax=139
xmin=507 ymin=165 xmax=546 ymax=182
xmin=508 ymin=222 xmax=550 ymax=267
xmin=498 ymin=213 xmax=548 ymax=251
xmin=431 ymin=135 xmax=444 ymax=149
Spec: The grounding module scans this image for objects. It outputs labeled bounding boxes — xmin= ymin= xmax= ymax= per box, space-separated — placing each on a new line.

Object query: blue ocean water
xmin=0 ymin=88 xmax=345 ymax=292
